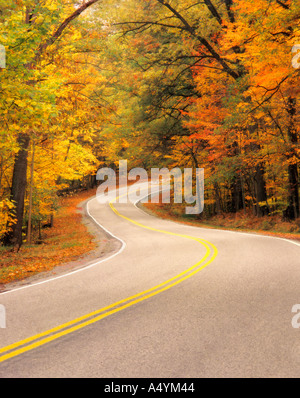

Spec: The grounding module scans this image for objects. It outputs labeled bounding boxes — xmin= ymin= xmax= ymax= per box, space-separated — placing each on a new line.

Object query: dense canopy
xmin=0 ymin=0 xmax=299 ymax=247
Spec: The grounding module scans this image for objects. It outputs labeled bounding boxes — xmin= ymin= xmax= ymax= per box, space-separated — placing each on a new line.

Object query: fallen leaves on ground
xmin=142 ymin=202 xmax=300 ymax=242
xmin=0 ymin=189 xmax=98 ymax=284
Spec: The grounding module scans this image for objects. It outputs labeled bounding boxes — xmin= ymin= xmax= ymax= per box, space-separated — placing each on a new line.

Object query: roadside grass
xmin=0 ymin=189 xmax=98 ymax=285
xmin=142 ymin=202 xmax=300 ymax=241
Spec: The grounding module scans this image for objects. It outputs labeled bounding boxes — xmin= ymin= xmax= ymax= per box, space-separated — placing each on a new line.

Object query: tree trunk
xmin=286 ymin=97 xmax=299 ymax=219
xmin=239 ymin=171 xmax=246 ymax=214
xmin=2 ymin=134 xmax=30 ymax=248
xmin=253 ymin=163 xmax=269 ymax=217
xmin=230 ymin=177 xmax=243 ymax=213
xmin=228 ymin=141 xmax=243 ymax=213
xmin=214 ymin=182 xmax=223 ymax=214
xmin=287 ymin=164 xmax=299 ymax=219
xmin=27 ymin=140 xmax=35 ymax=244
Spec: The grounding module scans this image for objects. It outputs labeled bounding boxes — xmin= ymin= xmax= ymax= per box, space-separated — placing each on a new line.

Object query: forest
xmin=0 ymin=0 xmax=300 ymax=251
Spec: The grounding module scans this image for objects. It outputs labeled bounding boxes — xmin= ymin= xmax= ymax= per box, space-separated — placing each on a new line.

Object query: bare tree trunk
xmin=2 ymin=134 xmax=30 ymax=248
xmin=286 ymin=97 xmax=299 ymax=219
xmin=253 ymin=163 xmax=269 ymax=217
xmin=230 ymin=177 xmax=243 ymax=213
xmin=287 ymin=163 xmax=299 ymax=219
xmin=239 ymin=171 xmax=246 ymax=215
xmin=27 ymin=140 xmax=35 ymax=244
xmin=214 ymin=182 xmax=223 ymax=214
xmin=0 ymin=155 xmax=3 ymax=195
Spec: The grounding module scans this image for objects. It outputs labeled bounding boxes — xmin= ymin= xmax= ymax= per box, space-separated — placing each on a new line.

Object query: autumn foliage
xmin=0 ymin=0 xmax=299 ymax=258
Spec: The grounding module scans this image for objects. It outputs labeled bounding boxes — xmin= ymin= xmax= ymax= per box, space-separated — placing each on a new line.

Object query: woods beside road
xmin=0 ymin=0 xmax=300 ymax=256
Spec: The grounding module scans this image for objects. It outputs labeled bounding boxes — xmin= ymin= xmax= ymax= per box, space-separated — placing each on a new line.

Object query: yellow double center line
xmin=0 ymin=196 xmax=218 ymax=364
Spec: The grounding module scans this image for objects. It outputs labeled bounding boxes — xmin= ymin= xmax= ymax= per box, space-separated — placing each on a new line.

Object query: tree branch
xmin=275 ymin=0 xmax=290 ymax=10
xmin=223 ymin=0 xmax=235 ymax=23
xmin=32 ymin=0 xmax=101 ymax=65
xmin=156 ymin=0 xmax=240 ymax=79
xmin=203 ymin=0 xmax=222 ymax=26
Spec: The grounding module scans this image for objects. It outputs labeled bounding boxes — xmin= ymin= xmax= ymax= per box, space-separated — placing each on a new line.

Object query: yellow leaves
xmin=34 ymin=15 xmax=44 ymax=25
xmin=0 ymin=199 xmax=16 ymax=239
xmin=44 ymin=0 xmax=59 ymax=12
xmin=15 ymin=99 xmax=26 ymax=108
xmin=2 ymin=199 xmax=14 ymax=211
xmin=11 ymin=124 xmax=20 ymax=130
xmin=83 ymin=133 xmax=94 ymax=143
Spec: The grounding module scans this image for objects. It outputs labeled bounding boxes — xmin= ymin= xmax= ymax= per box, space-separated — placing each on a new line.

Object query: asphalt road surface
xmin=0 ymin=183 xmax=300 ymax=378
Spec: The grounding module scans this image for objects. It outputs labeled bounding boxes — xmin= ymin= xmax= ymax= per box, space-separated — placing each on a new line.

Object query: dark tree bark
xmin=214 ymin=182 xmax=223 ymax=214
xmin=222 ymin=0 xmax=235 ymax=23
xmin=253 ymin=164 xmax=269 ymax=217
xmin=287 ymin=164 xmax=299 ymax=219
xmin=2 ymin=134 xmax=30 ymax=248
xmin=286 ymin=97 xmax=299 ymax=219
xmin=230 ymin=178 xmax=243 ymax=213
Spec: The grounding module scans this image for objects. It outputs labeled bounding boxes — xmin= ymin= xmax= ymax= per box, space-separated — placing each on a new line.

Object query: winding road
xmin=0 ymin=183 xmax=300 ymax=378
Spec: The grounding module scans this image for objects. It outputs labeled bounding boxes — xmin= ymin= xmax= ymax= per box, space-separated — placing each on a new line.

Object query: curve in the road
xmin=0 ymin=192 xmax=218 ymax=363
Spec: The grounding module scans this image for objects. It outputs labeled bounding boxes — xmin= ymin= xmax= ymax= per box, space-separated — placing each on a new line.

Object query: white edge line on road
xmin=0 ymin=196 xmax=126 ymax=296
xmin=133 ymin=197 xmax=300 ymax=247
xmin=1 ymin=185 xmax=299 ymax=296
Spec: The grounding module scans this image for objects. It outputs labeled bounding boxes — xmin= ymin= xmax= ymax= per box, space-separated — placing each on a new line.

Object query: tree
xmin=1 ymin=0 xmax=102 ymax=248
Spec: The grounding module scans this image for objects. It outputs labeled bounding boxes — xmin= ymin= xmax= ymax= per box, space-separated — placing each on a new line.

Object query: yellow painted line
xmin=110 ymin=200 xmax=217 ymax=248
xmin=0 ymin=193 xmax=218 ymax=363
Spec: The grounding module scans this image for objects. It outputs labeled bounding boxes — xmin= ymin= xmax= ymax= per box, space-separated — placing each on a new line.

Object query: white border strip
xmin=1 ymin=185 xmax=299 ymax=296
xmin=134 ymin=196 xmax=300 ymax=247
xmin=0 ymin=197 xmax=126 ymax=296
